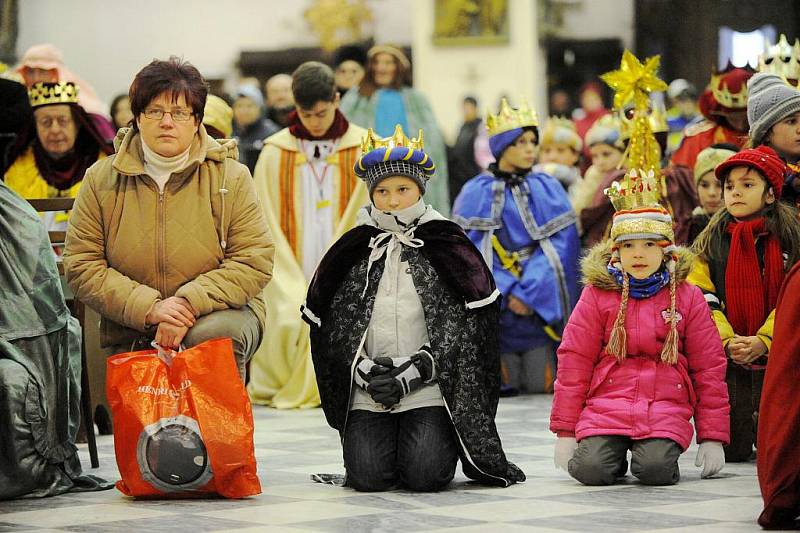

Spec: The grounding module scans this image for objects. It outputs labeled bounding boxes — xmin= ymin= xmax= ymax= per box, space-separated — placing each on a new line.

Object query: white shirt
xmin=299 ymin=138 xmax=338 ymax=279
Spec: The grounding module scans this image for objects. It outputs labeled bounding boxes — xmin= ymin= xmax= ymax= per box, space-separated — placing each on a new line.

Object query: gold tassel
xmin=606 ymin=272 xmax=629 ymax=361
xmin=660 ymin=274 xmax=679 ymax=365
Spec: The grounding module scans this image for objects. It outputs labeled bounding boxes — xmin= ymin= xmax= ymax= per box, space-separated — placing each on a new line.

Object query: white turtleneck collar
xmin=142 ymin=139 xmax=191 ymax=192
xmin=369 ymin=198 xmax=428 ymax=231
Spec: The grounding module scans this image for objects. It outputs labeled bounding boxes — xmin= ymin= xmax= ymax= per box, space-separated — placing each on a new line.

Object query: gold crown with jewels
xmin=605 ymin=167 xmax=664 ymax=212
xmin=360 ymin=124 xmax=425 ymax=154
xmin=28 ymin=81 xmax=79 ymax=108
xmin=486 ymin=98 xmax=538 ymax=136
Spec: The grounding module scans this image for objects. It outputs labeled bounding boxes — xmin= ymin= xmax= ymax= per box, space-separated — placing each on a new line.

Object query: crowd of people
xmin=2 ymin=36 xmax=800 ymax=528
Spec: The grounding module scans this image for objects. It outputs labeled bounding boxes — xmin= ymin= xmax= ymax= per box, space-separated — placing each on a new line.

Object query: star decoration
xmin=601 ymin=50 xmax=668 ymax=110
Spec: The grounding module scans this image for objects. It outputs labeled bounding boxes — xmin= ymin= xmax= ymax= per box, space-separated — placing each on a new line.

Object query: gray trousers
xmin=501 ymin=343 xmax=555 ymax=393
xmin=107 ymin=306 xmax=262 ymax=381
xmin=568 ymin=435 xmax=682 ymax=486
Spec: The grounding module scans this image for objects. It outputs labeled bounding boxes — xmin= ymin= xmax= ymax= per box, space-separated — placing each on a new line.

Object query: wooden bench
xmin=27 ymin=197 xmax=99 ymax=469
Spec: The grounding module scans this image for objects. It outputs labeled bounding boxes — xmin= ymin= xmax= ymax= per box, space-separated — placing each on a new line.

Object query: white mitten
xmin=554 ymin=437 xmax=578 ymax=470
xmin=694 ymin=441 xmax=725 ymax=478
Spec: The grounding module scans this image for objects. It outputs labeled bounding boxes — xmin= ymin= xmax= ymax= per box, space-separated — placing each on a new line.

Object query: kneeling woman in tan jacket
xmin=64 ymin=57 xmax=274 ymax=379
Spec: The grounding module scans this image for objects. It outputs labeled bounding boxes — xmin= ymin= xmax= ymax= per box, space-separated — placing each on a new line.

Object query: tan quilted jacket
xmin=64 ymin=126 xmax=274 ymax=347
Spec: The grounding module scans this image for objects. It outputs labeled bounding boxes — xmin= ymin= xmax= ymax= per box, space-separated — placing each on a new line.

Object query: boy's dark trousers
xmin=343 ymin=406 xmax=458 ymax=492
xmin=568 ymin=435 xmax=682 ymax=486
xmin=725 ymin=362 xmax=765 ymax=462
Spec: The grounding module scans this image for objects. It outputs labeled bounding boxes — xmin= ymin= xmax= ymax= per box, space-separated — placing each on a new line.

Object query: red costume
xmin=757 ymin=261 xmax=800 ymax=529
xmin=671 ymin=65 xmax=754 ymax=170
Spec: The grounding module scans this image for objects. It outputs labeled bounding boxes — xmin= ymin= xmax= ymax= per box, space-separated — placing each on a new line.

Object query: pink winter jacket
xmin=550 ymin=244 xmax=730 ymax=450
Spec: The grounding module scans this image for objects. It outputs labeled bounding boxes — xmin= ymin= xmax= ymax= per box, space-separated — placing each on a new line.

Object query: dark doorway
xmin=544 ymin=38 xmax=624 ymax=117
xmin=636 ymin=0 xmax=800 ymax=89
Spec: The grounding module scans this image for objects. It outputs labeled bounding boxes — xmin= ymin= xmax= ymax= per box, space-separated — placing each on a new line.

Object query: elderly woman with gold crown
xmin=452 ymin=98 xmax=581 ymax=396
xmin=3 ymin=81 xmax=113 ymax=233
xmin=302 ymin=124 xmax=524 ymax=491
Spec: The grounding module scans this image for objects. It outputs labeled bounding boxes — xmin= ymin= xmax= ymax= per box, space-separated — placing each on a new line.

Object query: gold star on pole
xmin=601 ymin=50 xmax=668 ymax=111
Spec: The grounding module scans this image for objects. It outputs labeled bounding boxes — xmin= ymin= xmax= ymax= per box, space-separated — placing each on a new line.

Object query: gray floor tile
xmin=515 ymin=509 xmax=718 ymax=531
xmin=291 ymin=511 xmax=486 ymax=532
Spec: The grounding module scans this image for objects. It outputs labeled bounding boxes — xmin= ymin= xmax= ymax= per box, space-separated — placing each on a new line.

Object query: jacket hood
xmin=581 ymin=240 xmax=695 ymax=290
xmin=112 ymin=124 xmax=239 ymax=178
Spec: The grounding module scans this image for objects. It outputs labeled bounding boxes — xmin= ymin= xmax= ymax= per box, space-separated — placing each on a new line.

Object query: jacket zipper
xmin=157 ymin=189 xmax=167 ymax=296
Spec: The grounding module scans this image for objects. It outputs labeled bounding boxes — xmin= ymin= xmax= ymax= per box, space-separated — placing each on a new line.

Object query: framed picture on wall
xmin=433 ymin=0 xmax=510 ymax=46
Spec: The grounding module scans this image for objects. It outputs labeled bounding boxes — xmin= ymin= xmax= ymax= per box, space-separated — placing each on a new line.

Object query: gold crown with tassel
xmin=606 ymin=168 xmax=673 ymax=243
xmin=486 ymin=98 xmax=538 ymax=136
xmin=360 ymin=124 xmax=425 ymax=154
xmin=28 ymin=81 xmax=80 ymax=108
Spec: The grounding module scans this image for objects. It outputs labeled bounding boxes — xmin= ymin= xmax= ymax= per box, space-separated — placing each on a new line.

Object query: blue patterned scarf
xmin=607 ymin=264 xmax=670 ymax=299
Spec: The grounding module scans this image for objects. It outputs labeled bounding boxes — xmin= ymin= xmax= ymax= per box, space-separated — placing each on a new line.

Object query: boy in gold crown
xmin=302 ymin=125 xmax=524 ymax=491
xmin=550 ymin=168 xmax=729 ymax=486
xmin=453 ymin=99 xmax=580 ymax=395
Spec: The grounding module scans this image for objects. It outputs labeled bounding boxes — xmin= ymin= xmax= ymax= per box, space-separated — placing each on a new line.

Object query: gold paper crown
xmin=360 ymin=124 xmax=425 ymax=154
xmin=709 ymin=65 xmax=752 ymax=109
xmin=759 ymin=34 xmax=800 ymax=83
xmin=486 ymin=98 xmax=538 ymax=137
xmin=28 ymin=81 xmax=79 ymax=108
xmin=604 ymin=168 xmax=664 ymax=212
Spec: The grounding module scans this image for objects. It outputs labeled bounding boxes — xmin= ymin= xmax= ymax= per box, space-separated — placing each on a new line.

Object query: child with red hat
xmin=690 ymin=145 xmax=800 ymax=463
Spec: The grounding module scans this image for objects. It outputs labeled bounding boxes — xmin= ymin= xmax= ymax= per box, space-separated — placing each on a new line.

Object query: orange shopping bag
xmin=106 ymin=337 xmax=261 ymax=498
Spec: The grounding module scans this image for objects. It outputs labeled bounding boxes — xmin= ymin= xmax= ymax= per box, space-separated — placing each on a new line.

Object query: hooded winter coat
xmin=63 ymin=126 xmax=274 ymax=348
xmin=550 ymin=243 xmax=730 ymax=450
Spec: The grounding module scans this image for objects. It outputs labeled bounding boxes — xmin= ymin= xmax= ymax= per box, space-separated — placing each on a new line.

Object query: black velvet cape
xmin=302 ymin=219 xmax=525 ymax=487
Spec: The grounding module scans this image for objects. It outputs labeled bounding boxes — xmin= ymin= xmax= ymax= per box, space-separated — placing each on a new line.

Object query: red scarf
xmin=725 ymin=217 xmax=785 ymax=335
xmin=287 ymin=109 xmax=349 ymax=140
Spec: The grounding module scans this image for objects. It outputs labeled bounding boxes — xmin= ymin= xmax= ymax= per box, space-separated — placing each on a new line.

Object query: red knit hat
xmin=715 ymin=145 xmax=787 ymax=199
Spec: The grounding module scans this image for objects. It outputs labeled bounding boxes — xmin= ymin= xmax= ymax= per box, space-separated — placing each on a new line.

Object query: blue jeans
xmin=343 ymin=407 xmax=458 ymax=492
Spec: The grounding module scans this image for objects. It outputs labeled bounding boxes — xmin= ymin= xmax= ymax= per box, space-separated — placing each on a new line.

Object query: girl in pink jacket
xmin=550 ymin=168 xmax=730 ymax=486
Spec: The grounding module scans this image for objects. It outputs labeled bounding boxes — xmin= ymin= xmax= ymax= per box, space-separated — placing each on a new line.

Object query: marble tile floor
xmin=0 ymin=395 xmax=766 ymax=532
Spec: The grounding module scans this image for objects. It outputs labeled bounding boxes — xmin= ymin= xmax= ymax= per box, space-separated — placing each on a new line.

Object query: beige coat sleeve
xmin=175 ymin=161 xmax=275 ymax=315
xmin=63 ymin=164 xmax=161 ymax=331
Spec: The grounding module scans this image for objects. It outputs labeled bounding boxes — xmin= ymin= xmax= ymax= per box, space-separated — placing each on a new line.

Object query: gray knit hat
xmin=748 ymin=72 xmax=800 ymax=145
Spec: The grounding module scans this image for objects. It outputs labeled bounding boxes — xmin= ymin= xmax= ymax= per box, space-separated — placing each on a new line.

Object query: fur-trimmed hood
xmin=581 ymin=240 xmax=695 ymax=290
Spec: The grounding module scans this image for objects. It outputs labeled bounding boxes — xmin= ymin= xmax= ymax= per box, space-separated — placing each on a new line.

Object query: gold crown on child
xmin=604 ymin=168 xmax=664 ymax=212
xmin=360 ymin=124 xmax=425 ymax=154
xmin=28 ymin=81 xmax=79 ymax=108
xmin=486 ymin=98 xmax=539 ymax=136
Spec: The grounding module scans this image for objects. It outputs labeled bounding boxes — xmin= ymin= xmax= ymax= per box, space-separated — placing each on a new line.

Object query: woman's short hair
xmin=128 ymin=56 xmax=208 ymax=130
xmin=292 ymin=62 xmax=337 ymax=110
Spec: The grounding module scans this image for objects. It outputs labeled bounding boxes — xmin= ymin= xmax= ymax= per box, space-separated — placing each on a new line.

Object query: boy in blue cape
xmin=453 ymin=99 xmax=580 ymax=394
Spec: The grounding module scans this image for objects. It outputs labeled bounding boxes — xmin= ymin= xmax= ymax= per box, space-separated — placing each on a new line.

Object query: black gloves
xmin=353 ymin=356 xmax=393 ymax=391
xmin=363 ymin=348 xmax=436 ymax=409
